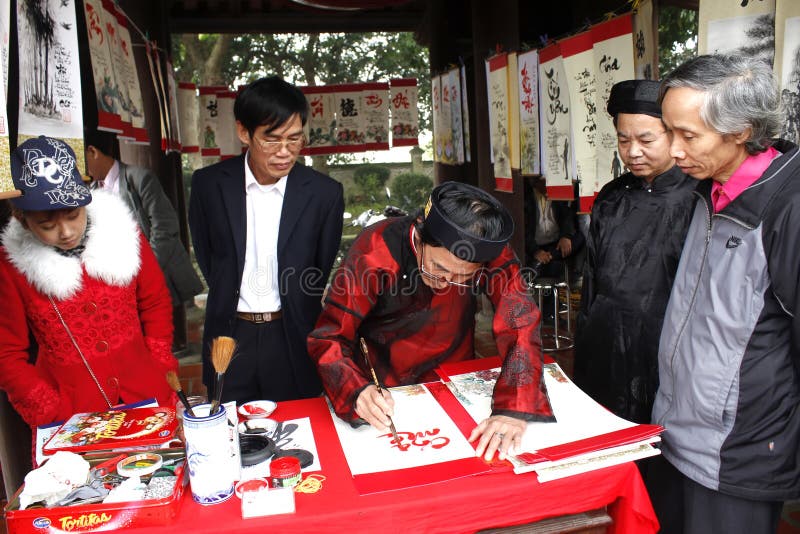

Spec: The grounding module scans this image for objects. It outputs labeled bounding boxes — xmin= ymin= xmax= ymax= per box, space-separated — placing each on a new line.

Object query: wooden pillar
xmin=470 ymin=0 xmax=524 ymax=257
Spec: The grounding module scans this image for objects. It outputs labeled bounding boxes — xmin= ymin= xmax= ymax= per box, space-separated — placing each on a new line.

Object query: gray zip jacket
xmin=653 ymin=139 xmax=800 ymax=501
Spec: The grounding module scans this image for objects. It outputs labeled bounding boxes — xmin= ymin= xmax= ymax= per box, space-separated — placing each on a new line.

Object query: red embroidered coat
xmin=308 ymin=217 xmax=553 ymax=424
xmin=0 ymin=192 xmax=178 ymax=427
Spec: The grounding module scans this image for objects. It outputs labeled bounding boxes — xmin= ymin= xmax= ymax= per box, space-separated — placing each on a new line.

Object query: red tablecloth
xmin=122 ymin=396 xmax=657 ymax=534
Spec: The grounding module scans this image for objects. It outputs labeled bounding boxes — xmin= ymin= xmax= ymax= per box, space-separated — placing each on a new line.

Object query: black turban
xmin=606 ymin=79 xmax=662 ymax=118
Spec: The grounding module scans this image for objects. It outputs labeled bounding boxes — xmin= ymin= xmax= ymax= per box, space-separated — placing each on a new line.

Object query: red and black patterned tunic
xmin=308 ymin=216 xmax=554 ymax=424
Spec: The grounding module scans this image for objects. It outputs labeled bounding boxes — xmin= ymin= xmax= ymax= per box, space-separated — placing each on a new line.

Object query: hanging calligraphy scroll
xmin=431 ymin=75 xmax=443 ymax=162
xmin=776 ymin=0 xmax=800 ymax=145
xmin=589 ymin=14 xmax=635 ymax=212
xmin=114 ymin=9 xmax=147 ymax=144
xmin=632 ymin=0 xmax=657 ymax=80
xmin=301 ymin=85 xmax=337 ymax=155
xmin=507 ymin=52 xmax=521 ymax=171
xmin=362 ymin=82 xmax=390 ymax=151
xmin=216 ymin=90 xmax=239 ymax=160
xmin=83 ymin=0 xmax=123 ymax=134
xmin=438 ymin=73 xmax=456 ymax=165
xmin=144 ymin=43 xmax=170 ymax=152
xmin=538 ymin=43 xmax=573 ymax=200
xmin=199 ymin=85 xmax=223 ymax=157
xmin=165 ymin=58 xmax=182 ymax=153
xmin=178 ymin=82 xmax=199 ymax=153
xmin=562 ymin=31 xmax=596 ymax=204
xmin=0 ymin=0 xmax=10 ymax=194
xmin=446 ymin=68 xmax=465 ymax=164
xmin=99 ymin=0 xmax=130 ymax=140
xmin=17 ymin=0 xmax=84 ymax=169
xmin=389 ymin=78 xmax=419 ymax=147
xmin=460 ymin=65 xmax=471 ymax=162
xmin=334 ymin=84 xmax=366 ymax=152
xmin=487 ymin=53 xmax=513 ymax=192
xmin=517 ymin=49 xmax=541 ymax=176
xmin=699 ymin=0 xmax=776 ymax=64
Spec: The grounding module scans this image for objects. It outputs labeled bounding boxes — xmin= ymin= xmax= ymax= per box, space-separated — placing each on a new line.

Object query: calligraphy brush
xmin=166 ymin=370 xmax=196 ymax=418
xmin=209 ymin=336 xmax=237 ymax=415
xmin=359 ymin=338 xmax=400 ymax=443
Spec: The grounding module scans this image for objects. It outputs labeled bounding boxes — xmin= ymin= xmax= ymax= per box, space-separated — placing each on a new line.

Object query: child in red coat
xmin=0 ymin=136 xmax=177 ymax=428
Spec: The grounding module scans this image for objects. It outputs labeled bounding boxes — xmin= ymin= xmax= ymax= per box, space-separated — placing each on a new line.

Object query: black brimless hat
xmin=421 ymin=182 xmax=514 ymax=263
xmin=606 ymin=79 xmax=662 ymax=118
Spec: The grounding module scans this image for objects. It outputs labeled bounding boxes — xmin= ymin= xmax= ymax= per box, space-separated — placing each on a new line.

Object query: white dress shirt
xmin=100 ymin=160 xmax=121 ymax=195
xmin=238 ymin=152 xmax=286 ymax=313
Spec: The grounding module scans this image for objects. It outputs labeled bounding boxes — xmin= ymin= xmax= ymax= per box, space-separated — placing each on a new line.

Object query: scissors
xmin=88 ymin=453 xmax=127 ymax=489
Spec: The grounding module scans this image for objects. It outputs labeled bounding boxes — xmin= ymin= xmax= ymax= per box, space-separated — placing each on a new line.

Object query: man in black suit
xmin=189 ymin=77 xmax=344 ymax=403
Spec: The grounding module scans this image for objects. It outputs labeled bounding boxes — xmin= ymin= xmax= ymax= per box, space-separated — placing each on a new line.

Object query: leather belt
xmin=236 ymin=311 xmax=282 ymax=323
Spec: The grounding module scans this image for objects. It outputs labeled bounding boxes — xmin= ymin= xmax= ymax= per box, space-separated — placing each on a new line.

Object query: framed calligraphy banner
xmin=487 ymin=53 xmax=513 ymax=192
xmin=389 ymin=78 xmax=419 ymax=147
xmin=113 ymin=8 xmax=147 ymax=144
xmin=438 ymin=72 xmax=456 ymax=165
xmin=632 ymin=0 xmax=657 ymax=81
xmin=517 ymin=49 xmax=541 ymax=176
xmin=589 ymin=14 xmax=635 ymax=212
xmin=334 ymin=83 xmax=367 ymax=152
xmin=164 ymin=58 xmax=182 ymax=153
xmin=507 ymin=52 xmax=521 ymax=171
xmin=700 ymin=0 xmax=775 ymax=65
xmin=460 ymin=65 xmax=472 ymax=162
xmin=177 ymin=82 xmax=199 ymax=153
xmin=0 ymin=0 xmax=10 ymax=193
xmin=17 ymin=0 xmax=85 ymax=169
xmin=83 ymin=0 xmax=123 ymax=134
xmin=562 ymin=31 xmax=595 ymax=203
xmin=362 ymin=82 xmax=390 ymax=151
xmin=198 ymin=85 xmax=223 ymax=158
xmin=216 ymin=90 xmax=239 ymax=160
xmin=538 ymin=43 xmax=573 ymax=200
xmin=776 ymin=0 xmax=800 ymax=145
xmin=301 ymin=85 xmax=338 ymax=155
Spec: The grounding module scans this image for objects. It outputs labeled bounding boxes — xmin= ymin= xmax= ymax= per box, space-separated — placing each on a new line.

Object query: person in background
xmin=651 ymin=54 xmax=800 ymax=533
xmin=189 ymin=76 xmax=344 ymax=404
xmin=308 ymin=182 xmax=554 ymax=463
xmin=84 ymin=129 xmax=203 ymax=310
xmin=572 ymin=79 xmax=696 ymax=425
xmin=0 ymin=136 xmax=177 ymax=428
xmin=524 ymin=176 xmax=582 ymax=281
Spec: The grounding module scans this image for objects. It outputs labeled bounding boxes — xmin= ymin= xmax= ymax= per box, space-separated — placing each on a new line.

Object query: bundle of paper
xmin=437 ymin=358 xmax=663 ymax=482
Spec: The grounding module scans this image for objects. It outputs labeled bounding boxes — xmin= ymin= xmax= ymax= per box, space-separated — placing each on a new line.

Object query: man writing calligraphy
xmin=308 ymin=182 xmax=554 ymax=462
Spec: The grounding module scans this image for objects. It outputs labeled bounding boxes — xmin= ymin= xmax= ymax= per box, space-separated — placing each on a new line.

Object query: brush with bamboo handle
xmin=209 ymin=336 xmax=237 ymax=415
xmin=359 ymin=338 xmax=400 ymax=443
xmin=166 ymin=370 xmax=196 ymax=418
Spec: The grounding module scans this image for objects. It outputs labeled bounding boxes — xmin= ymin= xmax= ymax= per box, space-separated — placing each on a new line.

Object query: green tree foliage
xmin=391 ymin=173 xmax=433 ymax=212
xmin=658 ymin=7 xmax=698 ymax=77
xmin=353 ymin=164 xmax=391 ymax=198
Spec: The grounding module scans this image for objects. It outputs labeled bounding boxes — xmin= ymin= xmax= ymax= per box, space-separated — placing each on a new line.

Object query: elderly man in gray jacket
xmin=84 ymin=129 xmax=203 ymax=307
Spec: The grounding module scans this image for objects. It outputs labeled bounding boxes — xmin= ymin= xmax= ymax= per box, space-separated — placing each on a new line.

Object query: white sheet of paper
xmin=329 ymin=384 xmax=477 ymax=476
xmin=240 ymin=416 xmax=321 ymax=480
xmin=448 ymin=363 xmax=640 ymax=452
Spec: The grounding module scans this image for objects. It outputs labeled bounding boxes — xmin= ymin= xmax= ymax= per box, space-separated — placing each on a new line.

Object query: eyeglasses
xmin=419 ymin=244 xmax=480 ymax=288
xmin=253 ymin=136 xmax=305 ymax=153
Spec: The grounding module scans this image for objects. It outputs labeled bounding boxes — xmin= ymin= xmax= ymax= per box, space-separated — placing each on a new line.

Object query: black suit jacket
xmin=189 ymin=155 xmax=344 ymax=395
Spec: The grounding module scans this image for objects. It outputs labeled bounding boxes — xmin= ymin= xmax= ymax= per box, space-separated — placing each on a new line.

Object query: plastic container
xmin=269 ymin=456 xmax=301 ymax=488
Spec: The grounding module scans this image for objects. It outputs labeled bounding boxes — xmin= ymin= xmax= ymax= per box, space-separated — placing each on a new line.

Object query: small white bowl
xmin=238 ymin=417 xmax=278 ymax=436
xmin=238 ymin=400 xmax=277 ymax=419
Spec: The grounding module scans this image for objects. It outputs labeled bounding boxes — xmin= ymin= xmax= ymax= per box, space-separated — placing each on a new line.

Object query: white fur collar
xmin=2 ymin=191 xmax=141 ymax=299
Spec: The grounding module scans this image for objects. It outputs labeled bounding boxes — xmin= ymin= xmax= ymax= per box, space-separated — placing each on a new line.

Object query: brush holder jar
xmin=183 ymin=403 xmax=235 ymax=505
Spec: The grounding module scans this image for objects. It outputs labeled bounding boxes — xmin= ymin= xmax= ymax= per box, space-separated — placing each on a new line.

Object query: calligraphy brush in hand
xmin=209 ymin=336 xmax=237 ymax=415
xmin=359 ymin=338 xmax=400 ymax=443
xmin=166 ymin=370 xmax=196 ymax=418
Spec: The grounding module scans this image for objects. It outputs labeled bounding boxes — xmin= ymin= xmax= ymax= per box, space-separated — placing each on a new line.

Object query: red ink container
xmin=269 ymin=457 xmax=301 ymax=488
